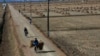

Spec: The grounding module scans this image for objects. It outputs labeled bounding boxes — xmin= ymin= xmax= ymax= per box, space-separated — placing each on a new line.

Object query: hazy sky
xmin=0 ymin=0 xmax=44 ymax=2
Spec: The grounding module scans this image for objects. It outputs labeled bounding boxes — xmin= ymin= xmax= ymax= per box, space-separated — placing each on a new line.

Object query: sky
xmin=0 ymin=0 xmax=46 ymax=2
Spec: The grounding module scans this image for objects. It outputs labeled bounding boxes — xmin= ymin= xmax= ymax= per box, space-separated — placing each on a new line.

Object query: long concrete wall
xmin=1 ymin=5 xmax=21 ymax=56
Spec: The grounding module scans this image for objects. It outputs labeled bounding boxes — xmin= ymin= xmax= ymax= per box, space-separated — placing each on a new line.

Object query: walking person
xmin=24 ymin=27 xmax=28 ymax=36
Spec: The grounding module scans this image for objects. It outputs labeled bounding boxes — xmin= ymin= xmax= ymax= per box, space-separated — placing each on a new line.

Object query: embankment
xmin=0 ymin=5 xmax=21 ymax=56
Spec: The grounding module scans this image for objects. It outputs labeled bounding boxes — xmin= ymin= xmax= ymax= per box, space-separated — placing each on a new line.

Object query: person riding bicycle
xmin=24 ymin=27 xmax=28 ymax=36
xmin=33 ymin=38 xmax=39 ymax=51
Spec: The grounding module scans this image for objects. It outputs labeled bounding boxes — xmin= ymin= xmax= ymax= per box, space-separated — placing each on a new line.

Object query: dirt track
xmin=8 ymin=4 xmax=66 ymax=56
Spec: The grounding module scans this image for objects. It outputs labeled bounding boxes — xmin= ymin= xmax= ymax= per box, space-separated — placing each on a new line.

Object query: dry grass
xmin=13 ymin=3 xmax=100 ymax=17
xmin=50 ymin=30 xmax=100 ymax=56
xmin=32 ymin=15 xmax=100 ymax=31
xmin=31 ymin=15 xmax=100 ymax=56
xmin=0 ymin=6 xmax=3 ymax=18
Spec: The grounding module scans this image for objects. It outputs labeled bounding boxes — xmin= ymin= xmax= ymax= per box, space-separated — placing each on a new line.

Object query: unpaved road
xmin=9 ymin=4 xmax=66 ymax=56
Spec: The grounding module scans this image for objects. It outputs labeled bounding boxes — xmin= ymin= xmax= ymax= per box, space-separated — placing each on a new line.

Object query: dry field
xmin=32 ymin=15 xmax=100 ymax=56
xmin=50 ymin=30 xmax=100 ymax=56
xmin=13 ymin=2 xmax=100 ymax=17
xmin=13 ymin=3 xmax=100 ymax=56
xmin=0 ymin=4 xmax=4 ymax=29
xmin=0 ymin=3 xmax=3 ymax=24
xmin=0 ymin=4 xmax=3 ymax=17
xmin=31 ymin=15 xmax=100 ymax=31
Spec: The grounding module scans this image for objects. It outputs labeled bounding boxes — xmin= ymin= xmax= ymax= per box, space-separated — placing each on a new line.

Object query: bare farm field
xmin=13 ymin=3 xmax=100 ymax=17
xmin=50 ymin=30 xmax=100 ymax=56
xmin=32 ymin=15 xmax=100 ymax=31
xmin=13 ymin=3 xmax=100 ymax=56
xmin=0 ymin=4 xmax=4 ymax=28
xmin=31 ymin=15 xmax=100 ymax=56
xmin=0 ymin=4 xmax=3 ymax=18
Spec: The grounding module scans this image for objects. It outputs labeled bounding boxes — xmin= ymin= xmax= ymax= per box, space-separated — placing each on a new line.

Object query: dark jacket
xmin=24 ymin=28 xmax=28 ymax=34
xmin=33 ymin=40 xmax=39 ymax=46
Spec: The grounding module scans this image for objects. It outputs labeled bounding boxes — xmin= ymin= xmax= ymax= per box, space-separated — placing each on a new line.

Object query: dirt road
xmin=8 ymin=4 xmax=66 ymax=56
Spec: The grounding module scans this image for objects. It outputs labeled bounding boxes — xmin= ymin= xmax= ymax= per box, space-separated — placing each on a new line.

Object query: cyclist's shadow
xmin=37 ymin=50 xmax=56 ymax=53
